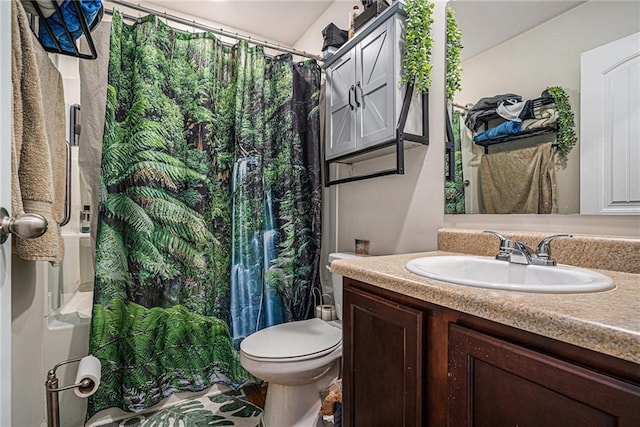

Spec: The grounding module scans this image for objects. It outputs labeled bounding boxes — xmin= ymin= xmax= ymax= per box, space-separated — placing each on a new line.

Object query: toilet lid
xmin=240 ymin=318 xmax=342 ymax=360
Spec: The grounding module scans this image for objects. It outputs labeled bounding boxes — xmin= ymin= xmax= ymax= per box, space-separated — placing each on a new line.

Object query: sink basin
xmin=405 ymin=256 xmax=614 ymax=293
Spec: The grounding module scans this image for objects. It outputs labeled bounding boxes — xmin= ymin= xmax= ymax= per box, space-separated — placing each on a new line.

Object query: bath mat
xmin=100 ymin=395 xmax=263 ymax=427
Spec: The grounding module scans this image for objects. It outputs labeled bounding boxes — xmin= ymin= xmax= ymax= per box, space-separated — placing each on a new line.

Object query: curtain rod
xmin=107 ymin=0 xmax=322 ymax=61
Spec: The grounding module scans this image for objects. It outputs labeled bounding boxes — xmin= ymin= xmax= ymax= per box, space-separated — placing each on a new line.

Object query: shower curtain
xmin=445 ymin=110 xmax=465 ymax=213
xmin=88 ymin=11 xmax=322 ymax=417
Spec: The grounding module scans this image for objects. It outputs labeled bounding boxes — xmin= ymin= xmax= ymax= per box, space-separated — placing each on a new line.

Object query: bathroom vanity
xmin=334 ymin=231 xmax=640 ymax=426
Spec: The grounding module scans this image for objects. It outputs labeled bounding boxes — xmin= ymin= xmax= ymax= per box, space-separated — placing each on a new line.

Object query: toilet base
xmin=262 ymin=361 xmax=339 ymax=427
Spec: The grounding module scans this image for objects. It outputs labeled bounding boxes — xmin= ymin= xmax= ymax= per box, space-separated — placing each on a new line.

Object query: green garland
xmin=401 ymin=0 xmax=434 ymax=94
xmin=546 ymin=86 xmax=577 ymax=159
xmin=445 ymin=6 xmax=463 ymax=100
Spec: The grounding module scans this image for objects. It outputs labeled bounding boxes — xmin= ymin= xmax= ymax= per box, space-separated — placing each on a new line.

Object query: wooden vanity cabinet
xmin=343 ymin=278 xmax=640 ymax=427
xmin=343 ymin=284 xmax=425 ymax=426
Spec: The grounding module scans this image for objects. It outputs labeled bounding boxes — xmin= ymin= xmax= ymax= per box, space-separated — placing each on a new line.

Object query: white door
xmin=0 ymin=0 xmax=13 ymax=424
xmin=580 ymin=32 xmax=640 ymax=214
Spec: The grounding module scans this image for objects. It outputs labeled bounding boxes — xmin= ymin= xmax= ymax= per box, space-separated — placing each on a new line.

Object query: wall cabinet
xmin=343 ymin=279 xmax=640 ymax=427
xmin=322 ymin=2 xmax=428 ymax=186
xmin=325 ymin=18 xmax=396 ymax=159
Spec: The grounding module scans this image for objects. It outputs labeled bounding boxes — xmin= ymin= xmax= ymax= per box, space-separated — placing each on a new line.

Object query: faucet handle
xmin=483 ymin=230 xmax=507 ymax=246
xmin=534 ymin=234 xmax=572 ymax=265
xmin=483 ymin=231 xmax=510 ymax=261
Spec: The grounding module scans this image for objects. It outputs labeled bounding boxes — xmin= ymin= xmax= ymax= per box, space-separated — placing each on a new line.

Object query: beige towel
xmin=480 ymin=142 xmax=557 ymax=214
xmin=11 ymin=0 xmax=64 ymax=265
xmin=20 ymin=0 xmax=57 ymax=18
xmin=522 ymin=108 xmax=558 ymax=131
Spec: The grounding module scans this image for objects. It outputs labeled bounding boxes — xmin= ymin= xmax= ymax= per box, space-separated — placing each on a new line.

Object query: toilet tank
xmin=328 ymin=252 xmax=365 ymax=320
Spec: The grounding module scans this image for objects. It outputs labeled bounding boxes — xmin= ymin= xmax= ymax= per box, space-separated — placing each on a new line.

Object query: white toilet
xmin=239 ymin=252 xmax=362 ymax=427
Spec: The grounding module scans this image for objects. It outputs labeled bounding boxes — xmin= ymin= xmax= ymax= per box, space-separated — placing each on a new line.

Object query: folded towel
xmin=473 ymin=120 xmax=522 ymax=142
xmin=12 ymin=1 xmax=64 ymax=264
xmin=480 ymin=142 xmax=557 ymax=214
xmin=20 ymin=0 xmax=57 ymax=18
xmin=465 ymin=93 xmax=522 ymax=132
xmin=522 ymin=108 xmax=558 ymax=131
xmin=38 ymin=0 xmax=102 ymax=54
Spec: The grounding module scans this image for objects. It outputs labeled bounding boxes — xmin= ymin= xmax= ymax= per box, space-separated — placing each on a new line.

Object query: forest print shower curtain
xmin=88 ymin=12 xmax=321 ymax=417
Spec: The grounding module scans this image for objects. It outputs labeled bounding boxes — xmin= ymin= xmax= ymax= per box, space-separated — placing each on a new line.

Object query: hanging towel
xmin=473 ymin=120 xmax=522 ymax=142
xmin=480 ymin=142 xmax=557 ymax=214
xmin=11 ymin=0 xmax=64 ymax=264
xmin=20 ymin=0 xmax=57 ymax=18
xmin=38 ymin=0 xmax=102 ymax=54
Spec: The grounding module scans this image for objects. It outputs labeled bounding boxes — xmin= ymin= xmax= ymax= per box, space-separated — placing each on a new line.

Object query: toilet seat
xmin=240 ymin=318 xmax=342 ymax=362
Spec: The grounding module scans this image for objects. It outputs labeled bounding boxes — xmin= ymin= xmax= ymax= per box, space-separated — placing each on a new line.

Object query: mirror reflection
xmin=445 ymin=1 xmax=640 ymax=215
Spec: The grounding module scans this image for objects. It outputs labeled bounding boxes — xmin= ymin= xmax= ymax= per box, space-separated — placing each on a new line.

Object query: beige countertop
xmin=331 ymin=251 xmax=640 ymax=364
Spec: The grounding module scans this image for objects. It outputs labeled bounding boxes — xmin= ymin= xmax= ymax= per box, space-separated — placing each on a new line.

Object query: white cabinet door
xmin=581 ymin=32 xmax=640 ymax=214
xmin=356 ymin=19 xmax=395 ymax=149
xmin=327 ymin=50 xmax=357 ymax=159
xmin=0 ymin=1 xmax=13 ymax=424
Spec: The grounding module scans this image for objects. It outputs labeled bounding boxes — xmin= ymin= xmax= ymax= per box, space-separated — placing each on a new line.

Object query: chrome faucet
xmin=483 ymin=231 xmax=572 ymax=266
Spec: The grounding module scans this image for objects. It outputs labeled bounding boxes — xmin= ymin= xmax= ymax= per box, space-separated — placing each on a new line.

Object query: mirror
xmin=445 ymin=1 xmax=640 ymax=215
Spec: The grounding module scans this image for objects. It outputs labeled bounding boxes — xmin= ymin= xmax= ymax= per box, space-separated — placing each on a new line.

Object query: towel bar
xmin=59 ymin=140 xmax=71 ymax=227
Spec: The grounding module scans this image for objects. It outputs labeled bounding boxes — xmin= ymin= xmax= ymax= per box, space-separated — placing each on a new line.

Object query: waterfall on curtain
xmin=88 ymin=11 xmax=322 ymax=417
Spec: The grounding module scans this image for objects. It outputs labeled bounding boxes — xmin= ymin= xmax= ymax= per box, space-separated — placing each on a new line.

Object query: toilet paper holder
xmin=313 ymin=287 xmax=337 ymax=321
xmin=45 ymin=357 xmax=99 ymax=427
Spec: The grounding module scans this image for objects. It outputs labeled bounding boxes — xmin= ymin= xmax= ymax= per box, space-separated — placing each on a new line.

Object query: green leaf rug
xmin=105 ymin=395 xmax=263 ymax=427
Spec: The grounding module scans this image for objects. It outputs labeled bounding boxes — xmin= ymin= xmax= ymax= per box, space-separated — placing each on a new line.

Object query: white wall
xmin=446 ymin=1 xmax=640 ymax=236
xmin=1 ymin=1 xmax=13 ymax=424
xmin=455 ymin=1 xmax=640 ymax=214
xmin=296 ymin=1 xmax=447 ymax=257
xmin=297 ymin=0 xmax=639 ymax=248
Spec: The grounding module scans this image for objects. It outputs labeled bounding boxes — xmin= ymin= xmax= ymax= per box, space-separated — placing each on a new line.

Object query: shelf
xmin=472 ymin=95 xmax=558 ymax=154
xmin=474 ymin=124 xmax=557 ymax=154
xmin=324 ymin=85 xmax=428 ymax=186
xmin=28 ymin=0 xmax=102 ymax=60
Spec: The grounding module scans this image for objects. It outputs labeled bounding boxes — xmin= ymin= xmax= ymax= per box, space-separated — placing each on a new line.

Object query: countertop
xmin=331 ymin=251 xmax=640 ymax=364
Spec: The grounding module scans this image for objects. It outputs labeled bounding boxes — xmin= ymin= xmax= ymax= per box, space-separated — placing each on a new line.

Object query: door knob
xmin=0 ymin=207 xmax=48 ymax=244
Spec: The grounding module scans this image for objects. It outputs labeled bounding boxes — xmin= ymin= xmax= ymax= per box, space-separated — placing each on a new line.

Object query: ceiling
xmin=143 ymin=0 xmax=338 ymax=46
xmin=449 ymin=1 xmax=585 ymax=60
xmin=130 ymin=1 xmax=584 ymax=56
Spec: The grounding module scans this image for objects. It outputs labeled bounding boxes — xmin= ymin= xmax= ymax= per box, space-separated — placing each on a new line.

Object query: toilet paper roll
xmin=74 ymin=355 xmax=101 ymax=398
xmin=316 ymin=304 xmax=337 ymax=321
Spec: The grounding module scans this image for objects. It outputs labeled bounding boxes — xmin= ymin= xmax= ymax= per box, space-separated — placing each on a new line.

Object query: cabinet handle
xmin=354 ymin=81 xmax=361 ymax=107
xmin=349 ymin=85 xmax=355 ymax=110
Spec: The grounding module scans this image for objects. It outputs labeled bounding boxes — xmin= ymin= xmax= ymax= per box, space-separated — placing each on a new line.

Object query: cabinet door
xmin=343 ymin=285 xmax=424 ymax=427
xmin=326 ymin=49 xmax=357 ymax=159
xmin=448 ymin=324 xmax=640 ymax=427
xmin=355 ymin=19 xmax=395 ymax=149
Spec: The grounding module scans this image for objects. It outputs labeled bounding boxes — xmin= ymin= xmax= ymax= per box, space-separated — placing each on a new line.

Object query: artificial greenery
xmin=546 ymin=86 xmax=577 ymax=159
xmin=402 ymin=1 xmax=463 ymax=98
xmin=401 ymin=0 xmax=435 ymax=94
xmin=445 ymin=6 xmax=463 ymax=100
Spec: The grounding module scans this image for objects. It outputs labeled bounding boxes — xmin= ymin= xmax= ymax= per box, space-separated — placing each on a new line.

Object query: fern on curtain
xmin=88 ymin=11 xmax=322 ymax=417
